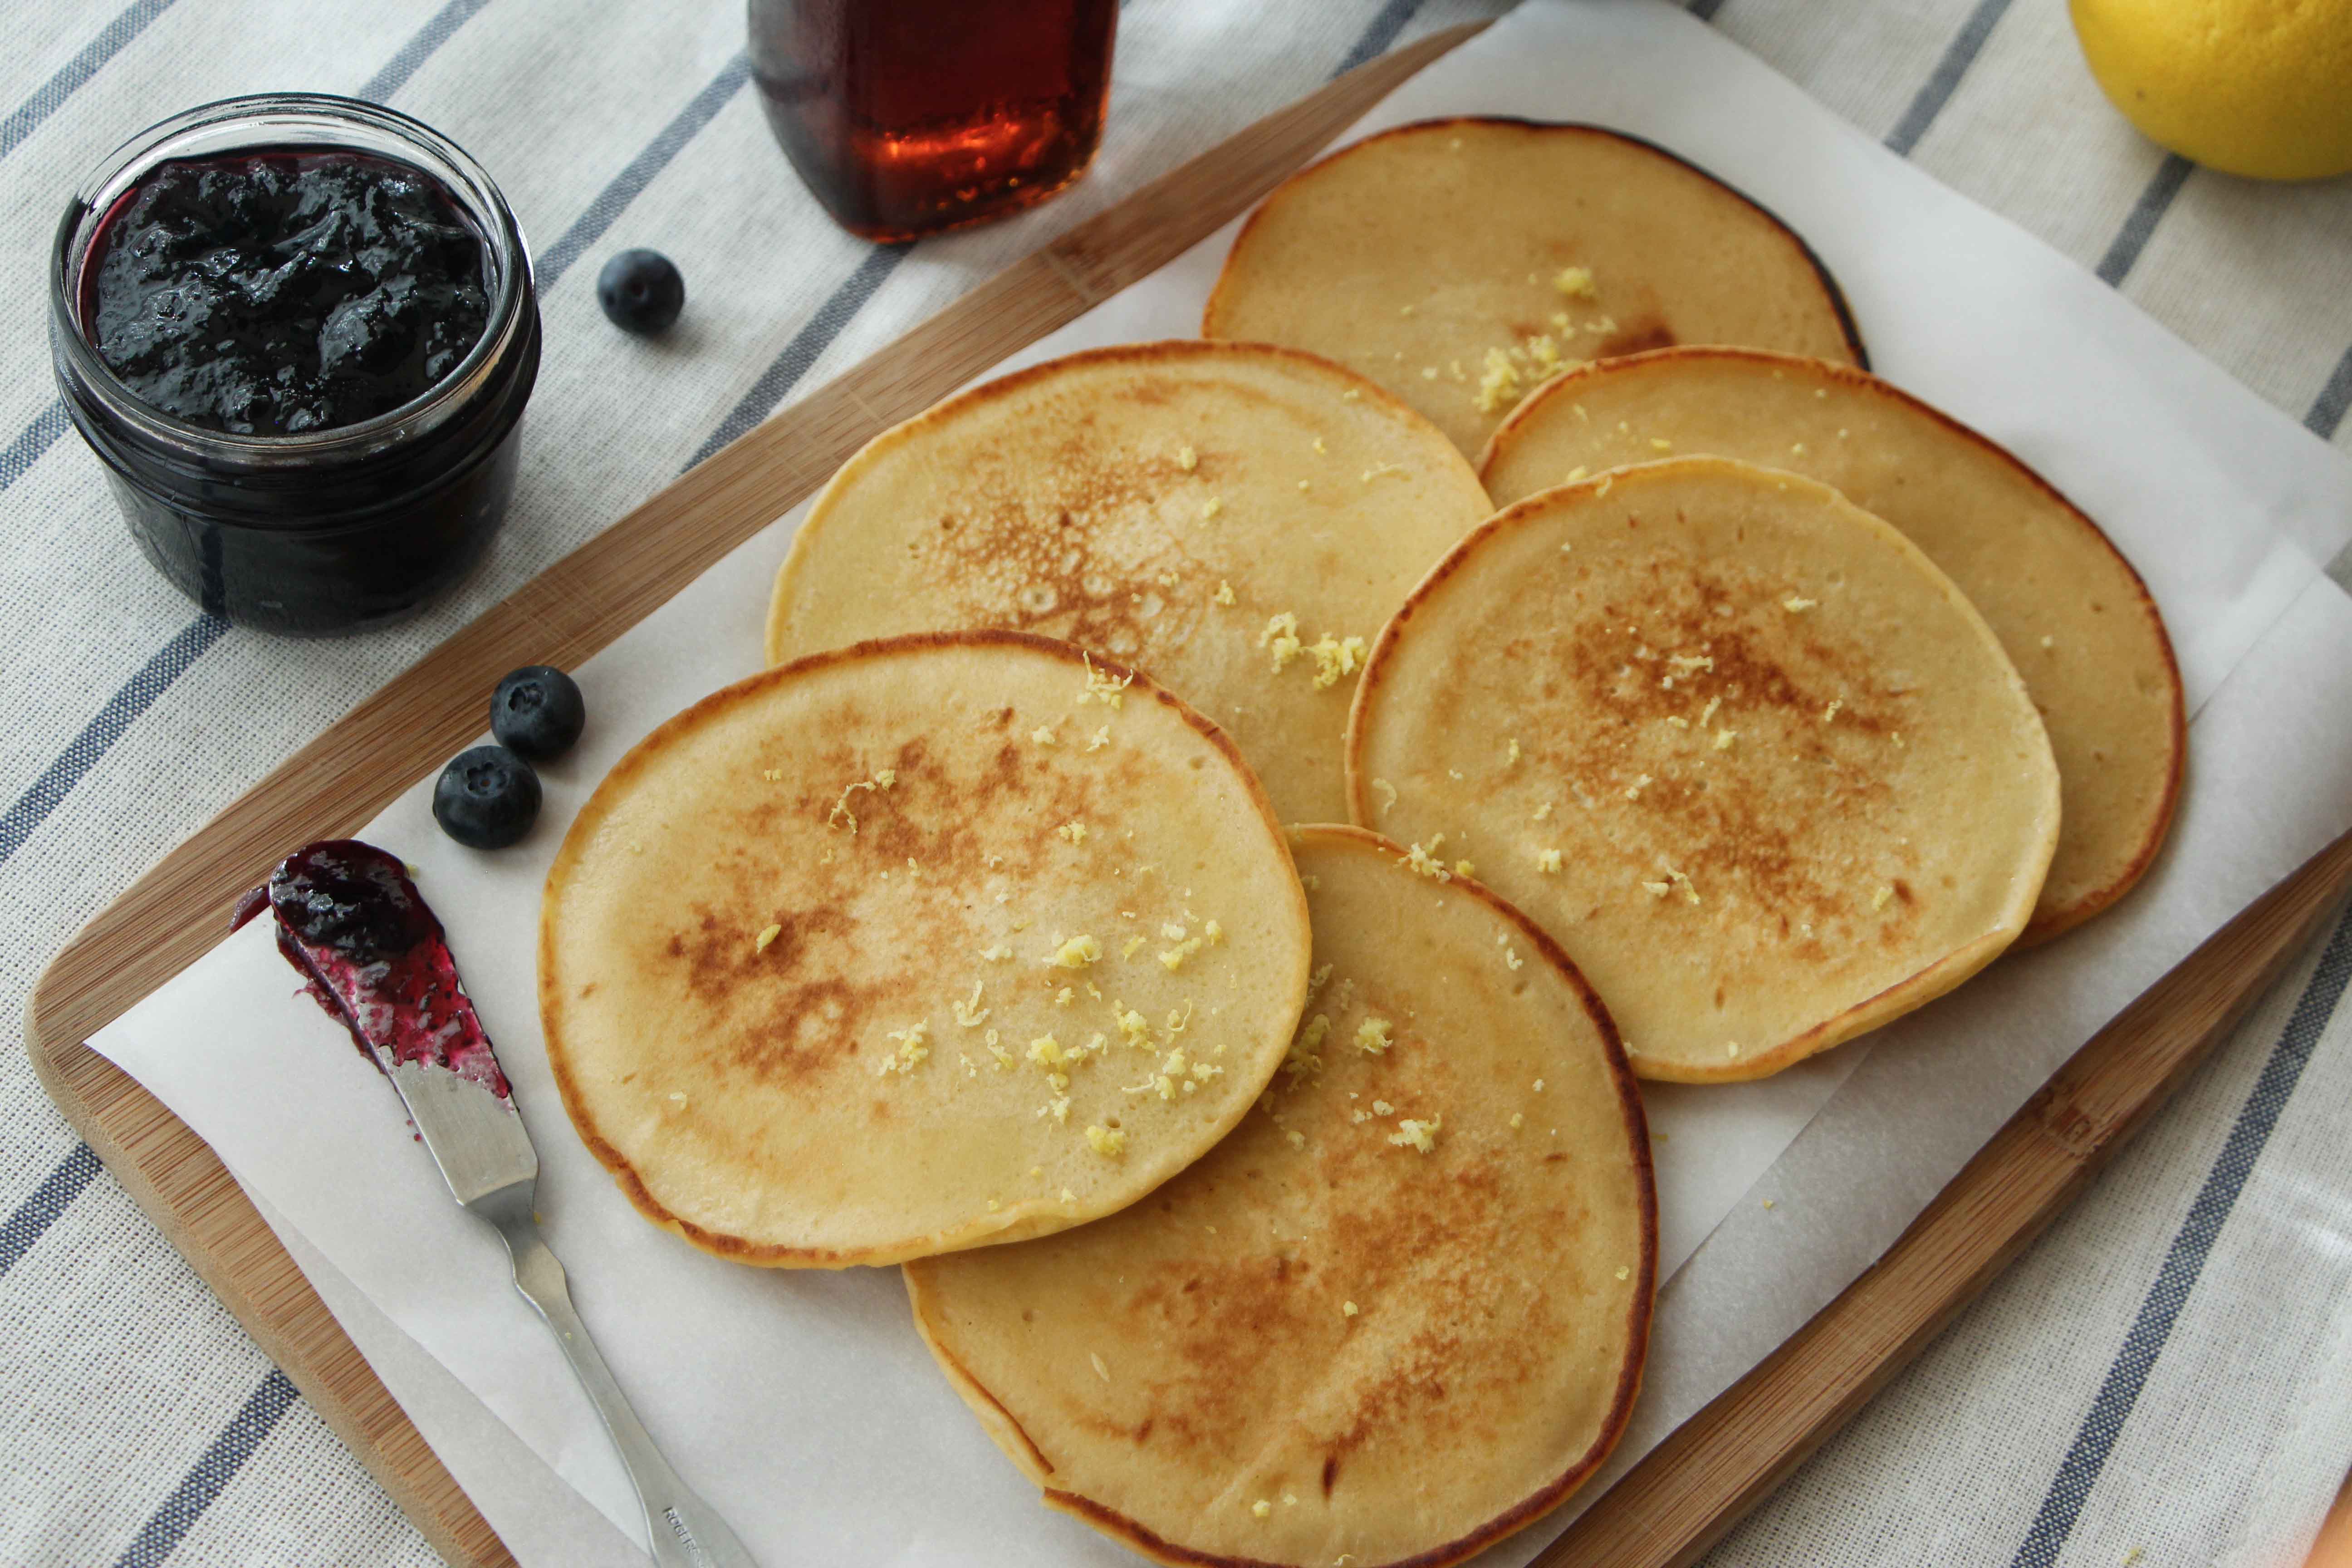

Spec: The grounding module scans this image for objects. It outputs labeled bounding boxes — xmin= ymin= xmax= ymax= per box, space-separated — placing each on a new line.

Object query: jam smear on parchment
xmin=253 ymin=839 xmax=509 ymax=1098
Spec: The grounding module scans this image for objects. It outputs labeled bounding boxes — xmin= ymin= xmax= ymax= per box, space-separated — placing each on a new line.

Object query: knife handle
xmin=475 ymin=1186 xmax=762 ymax=1568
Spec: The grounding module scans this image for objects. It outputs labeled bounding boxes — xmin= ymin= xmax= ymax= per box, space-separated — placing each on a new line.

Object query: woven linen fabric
xmin=0 ymin=0 xmax=2348 ymax=1565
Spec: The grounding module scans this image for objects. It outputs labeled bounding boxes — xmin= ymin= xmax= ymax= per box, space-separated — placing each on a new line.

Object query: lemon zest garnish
xmin=1259 ymin=612 xmax=1303 ymax=673
xmin=1388 ymin=1114 xmax=1442 ymax=1153
xmin=1306 ymin=633 xmax=1367 ymax=689
xmin=1473 ymin=347 xmax=1521 ymax=413
xmin=876 ymin=1020 xmax=931 ymax=1076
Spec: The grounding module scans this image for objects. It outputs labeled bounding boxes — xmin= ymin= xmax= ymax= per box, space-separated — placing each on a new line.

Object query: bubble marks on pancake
xmin=266 ymin=839 xmax=510 ymax=1098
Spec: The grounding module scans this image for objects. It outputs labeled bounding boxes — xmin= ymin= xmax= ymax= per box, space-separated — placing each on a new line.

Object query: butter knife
xmin=263 ymin=840 xmax=757 ymax=1568
xmin=388 ymin=1061 xmax=761 ymax=1568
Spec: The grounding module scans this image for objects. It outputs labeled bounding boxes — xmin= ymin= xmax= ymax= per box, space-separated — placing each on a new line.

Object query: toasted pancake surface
xmin=1202 ymin=118 xmax=1863 ymax=455
xmin=764 ymin=341 xmax=1491 ymax=825
xmin=541 ymin=633 xmax=1311 ymax=1267
xmin=1348 ymin=458 xmax=2060 ymax=1082
xmin=1481 ymin=348 xmax=2180 ymax=942
xmin=906 ymin=824 xmax=1652 ymax=1568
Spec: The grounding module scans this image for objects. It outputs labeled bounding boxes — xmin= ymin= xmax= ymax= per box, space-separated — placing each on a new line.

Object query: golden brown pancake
xmin=906 ymin=824 xmax=1653 ymax=1568
xmin=1201 ymin=118 xmax=1864 ymax=455
xmin=540 ymin=632 xmax=1312 ymax=1267
xmin=1480 ymin=347 xmax=2180 ymax=943
xmin=1347 ymin=457 xmax=2061 ymax=1083
xmin=765 ymin=341 xmax=1492 ymax=825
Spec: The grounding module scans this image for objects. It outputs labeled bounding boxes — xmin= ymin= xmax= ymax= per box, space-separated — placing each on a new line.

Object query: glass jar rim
xmin=49 ymin=92 xmax=534 ymax=462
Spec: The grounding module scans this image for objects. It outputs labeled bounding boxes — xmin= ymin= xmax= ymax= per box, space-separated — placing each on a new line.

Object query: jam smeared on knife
xmin=262 ymin=839 xmax=510 ymax=1098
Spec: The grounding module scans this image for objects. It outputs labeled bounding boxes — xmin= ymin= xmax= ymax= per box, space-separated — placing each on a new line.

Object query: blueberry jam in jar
xmin=52 ymin=96 xmax=539 ymax=637
xmin=84 ymin=150 xmax=492 ymax=436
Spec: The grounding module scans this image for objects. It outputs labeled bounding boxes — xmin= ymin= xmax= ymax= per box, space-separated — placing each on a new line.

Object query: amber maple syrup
xmin=749 ymin=0 xmax=1117 ymax=242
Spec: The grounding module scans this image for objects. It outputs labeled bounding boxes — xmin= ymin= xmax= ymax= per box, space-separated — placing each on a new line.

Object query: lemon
xmin=2070 ymin=0 xmax=2352 ymax=181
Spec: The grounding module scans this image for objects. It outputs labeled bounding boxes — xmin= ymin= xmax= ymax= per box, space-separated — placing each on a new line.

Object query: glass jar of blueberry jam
xmin=49 ymin=95 xmax=539 ymax=637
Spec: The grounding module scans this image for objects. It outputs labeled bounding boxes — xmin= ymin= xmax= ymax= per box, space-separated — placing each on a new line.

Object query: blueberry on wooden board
xmin=491 ymin=665 xmax=586 ymax=759
xmin=596 ymin=249 xmax=685 ymax=333
xmin=433 ymin=746 xmax=541 ymax=849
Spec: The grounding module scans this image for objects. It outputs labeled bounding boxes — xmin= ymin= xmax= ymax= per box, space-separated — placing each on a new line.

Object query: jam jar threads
xmin=50 ymin=95 xmax=540 ymax=637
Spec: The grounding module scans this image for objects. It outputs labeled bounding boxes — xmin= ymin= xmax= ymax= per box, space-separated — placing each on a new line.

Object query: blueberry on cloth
xmin=490 ymin=665 xmax=586 ymax=759
xmin=433 ymin=746 xmax=541 ymax=849
xmin=596 ymin=248 xmax=685 ymax=333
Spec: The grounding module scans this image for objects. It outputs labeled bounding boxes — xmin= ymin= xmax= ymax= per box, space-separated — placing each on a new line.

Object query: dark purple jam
xmin=266 ymin=839 xmax=510 ymax=1098
xmin=83 ymin=150 xmax=489 ymax=436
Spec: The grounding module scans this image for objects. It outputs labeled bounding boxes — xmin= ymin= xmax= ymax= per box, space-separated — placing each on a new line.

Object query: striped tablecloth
xmin=4 ymin=0 xmax=2349 ymax=1563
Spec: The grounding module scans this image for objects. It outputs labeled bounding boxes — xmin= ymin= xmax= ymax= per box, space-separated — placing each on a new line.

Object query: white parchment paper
xmin=88 ymin=2 xmax=2352 ymax=1563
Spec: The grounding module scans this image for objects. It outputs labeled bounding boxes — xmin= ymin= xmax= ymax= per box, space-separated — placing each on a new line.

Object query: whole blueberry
xmin=596 ymin=248 xmax=684 ymax=333
xmin=433 ymin=746 xmax=541 ymax=850
xmin=490 ymin=665 xmax=586 ymax=760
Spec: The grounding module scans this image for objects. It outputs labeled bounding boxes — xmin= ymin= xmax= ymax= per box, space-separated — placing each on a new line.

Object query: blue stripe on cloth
xmin=1331 ymin=0 xmax=1422 ymax=78
xmin=685 ymin=244 xmax=911 ymax=470
xmin=0 ymin=612 xmax=230 ymax=870
xmin=0 ymin=0 xmax=181 ymax=159
xmin=1884 ymin=0 xmax=2014 ymax=157
xmin=2095 ymin=154 xmax=2193 ymax=287
xmin=356 ymin=0 xmax=493 ymax=104
xmin=2008 ymin=905 xmax=2352 ymax=1568
xmin=2307 ymin=342 xmax=2352 ymax=442
xmin=0 ymin=401 xmax=70 ymax=498
xmin=535 ymin=53 xmax=751 ymax=288
xmin=110 ymin=1370 xmax=300 ymax=1568
xmin=0 ymin=1143 xmax=102 ymax=1279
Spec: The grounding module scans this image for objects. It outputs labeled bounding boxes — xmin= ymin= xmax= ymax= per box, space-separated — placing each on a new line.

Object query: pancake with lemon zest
xmin=1347 ymin=457 xmax=2059 ymax=1083
xmin=906 ymin=824 xmax=1651 ymax=1568
xmin=542 ymin=632 xmax=1311 ymax=1267
xmin=1202 ymin=118 xmax=1862 ymax=455
xmin=765 ymin=341 xmax=1490 ymax=825
xmin=1480 ymin=347 xmax=2180 ymax=944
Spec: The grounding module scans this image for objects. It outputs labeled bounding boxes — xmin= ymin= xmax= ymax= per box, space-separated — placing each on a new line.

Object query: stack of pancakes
xmin=541 ymin=119 xmax=2179 ymax=1567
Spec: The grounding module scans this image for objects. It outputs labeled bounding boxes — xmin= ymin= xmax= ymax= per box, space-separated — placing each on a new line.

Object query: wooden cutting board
xmin=27 ymin=21 xmax=2352 ymax=1567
